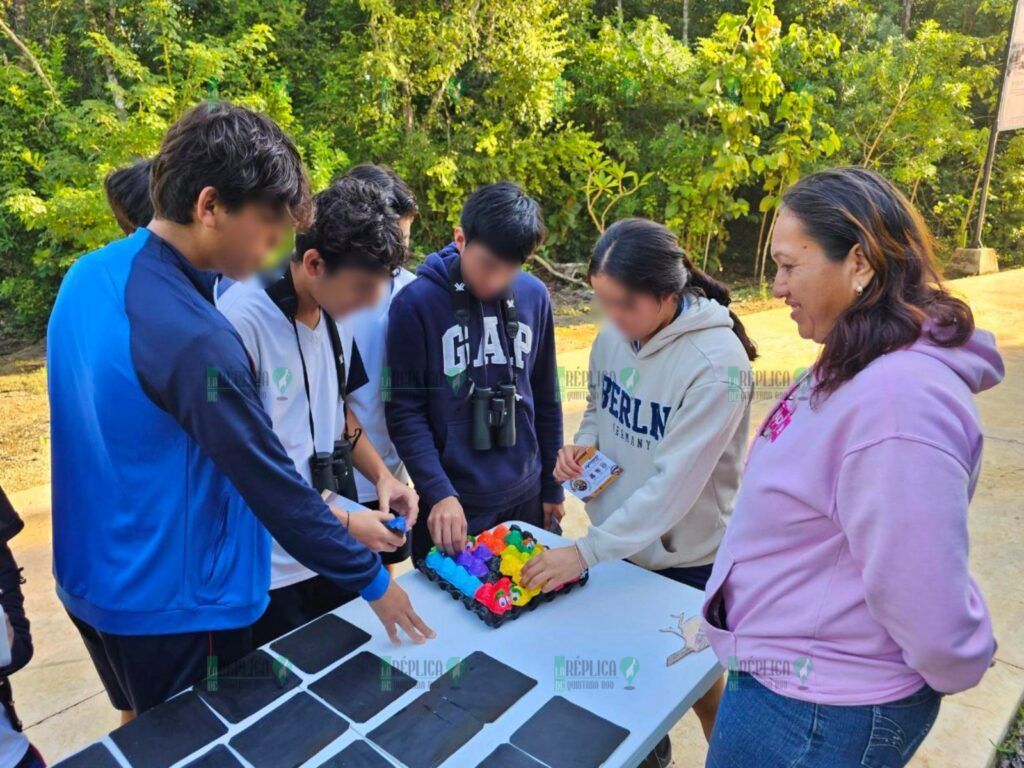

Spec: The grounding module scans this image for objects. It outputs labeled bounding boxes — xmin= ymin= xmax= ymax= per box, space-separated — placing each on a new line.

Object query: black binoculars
xmin=309 ymin=438 xmax=357 ymax=498
xmin=471 ymin=383 xmax=517 ymax=451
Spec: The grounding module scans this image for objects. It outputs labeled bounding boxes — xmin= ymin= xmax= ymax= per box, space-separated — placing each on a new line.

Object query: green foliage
xmin=0 ymin=0 xmax=1020 ymax=336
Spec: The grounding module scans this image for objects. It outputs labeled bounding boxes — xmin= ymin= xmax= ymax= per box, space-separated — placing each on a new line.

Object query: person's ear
xmin=195 ymin=186 xmax=220 ymax=228
xmin=454 ymin=227 xmax=465 ymax=253
xmin=848 ymin=243 xmax=875 ymax=294
xmin=301 ymin=248 xmax=324 ymax=277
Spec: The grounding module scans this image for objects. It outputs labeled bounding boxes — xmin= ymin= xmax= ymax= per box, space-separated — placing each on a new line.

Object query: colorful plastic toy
xmin=474 ymin=529 xmax=507 ymax=554
xmin=471 ymin=542 xmax=494 ymax=561
xmin=510 ymin=583 xmax=540 ymax=606
xmin=384 ymin=515 xmax=407 ymax=534
xmin=416 ymin=524 xmax=588 ymax=627
xmin=455 ymin=548 xmax=490 ymax=578
xmin=424 ymin=547 xmax=445 ymax=572
xmin=474 ymin=577 xmax=513 ymax=615
xmin=499 ymin=547 xmax=528 ymax=582
xmin=450 ymin=568 xmax=483 ymax=598
xmin=504 ymin=529 xmax=524 ymax=551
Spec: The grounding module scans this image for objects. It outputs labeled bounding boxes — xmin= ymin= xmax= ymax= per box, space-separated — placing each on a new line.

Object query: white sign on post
xmin=997 ymin=0 xmax=1024 ymax=131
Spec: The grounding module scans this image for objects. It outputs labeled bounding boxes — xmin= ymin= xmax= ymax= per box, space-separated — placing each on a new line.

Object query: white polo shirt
xmin=339 ymin=269 xmax=416 ymax=502
xmin=219 ymin=279 xmax=346 ymax=589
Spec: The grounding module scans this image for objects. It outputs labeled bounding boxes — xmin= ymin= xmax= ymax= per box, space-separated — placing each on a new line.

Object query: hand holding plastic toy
xmin=520 ymin=545 xmax=584 ymax=593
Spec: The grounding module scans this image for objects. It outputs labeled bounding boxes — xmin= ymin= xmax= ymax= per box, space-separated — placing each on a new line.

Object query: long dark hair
xmin=781 ymin=167 xmax=973 ymax=398
xmin=589 ymin=218 xmax=758 ymax=361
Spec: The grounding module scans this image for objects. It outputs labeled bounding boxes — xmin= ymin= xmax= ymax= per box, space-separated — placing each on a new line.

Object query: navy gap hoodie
xmin=385 ymin=243 xmax=564 ymax=511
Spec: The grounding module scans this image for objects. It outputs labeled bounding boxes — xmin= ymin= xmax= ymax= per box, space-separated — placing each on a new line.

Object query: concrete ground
xmin=6 ymin=268 xmax=1024 ymax=766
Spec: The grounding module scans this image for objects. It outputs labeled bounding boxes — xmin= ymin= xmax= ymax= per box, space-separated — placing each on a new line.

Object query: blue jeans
xmin=706 ymin=673 xmax=941 ymax=768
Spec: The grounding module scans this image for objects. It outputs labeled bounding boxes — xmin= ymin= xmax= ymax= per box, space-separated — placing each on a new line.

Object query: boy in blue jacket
xmin=386 ymin=182 xmax=565 ymax=560
xmin=48 ymin=102 xmax=432 ymax=720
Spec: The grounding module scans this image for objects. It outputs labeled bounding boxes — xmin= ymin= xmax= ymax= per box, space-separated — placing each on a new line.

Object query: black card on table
xmin=309 ymin=650 xmax=417 ymax=722
xmin=269 ymin=614 xmax=371 ymax=675
xmin=368 ymin=693 xmax=483 ymax=768
xmin=510 ymin=695 xmax=630 ymax=768
xmin=182 ymin=744 xmax=244 ymax=767
xmin=476 ymin=743 xmax=546 ymax=768
xmin=229 ymin=691 xmax=349 ymax=768
xmin=52 ymin=742 xmax=121 ymax=768
xmin=196 ymin=649 xmax=301 ymax=723
xmin=317 ymin=739 xmax=395 ymax=767
xmin=109 ymin=691 xmax=227 ymax=768
xmin=423 ymin=651 xmax=537 ymax=723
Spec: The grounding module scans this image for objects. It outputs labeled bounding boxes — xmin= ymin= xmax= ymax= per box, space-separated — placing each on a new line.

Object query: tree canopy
xmin=0 ymin=0 xmax=1018 ymax=336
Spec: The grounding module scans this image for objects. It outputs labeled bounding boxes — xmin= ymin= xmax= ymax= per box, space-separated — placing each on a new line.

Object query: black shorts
xmin=654 ymin=562 xmax=715 ymax=591
xmin=67 ymin=610 xmax=252 ymax=715
xmin=410 ymin=493 xmax=544 ymax=562
xmin=360 ymin=499 xmax=412 ymax=566
xmin=251 ymin=575 xmax=356 ymax=648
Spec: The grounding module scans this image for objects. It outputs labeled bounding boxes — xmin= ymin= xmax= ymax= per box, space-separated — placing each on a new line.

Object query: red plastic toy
xmin=474 ymin=576 xmax=514 ymax=615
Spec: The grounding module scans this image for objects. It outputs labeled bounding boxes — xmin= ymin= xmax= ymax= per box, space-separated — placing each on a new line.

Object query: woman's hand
xmin=343 ymin=509 xmax=406 ymax=553
xmin=520 ymin=545 xmax=585 ymax=592
xmin=376 ymin=475 xmax=419 ymax=526
xmin=554 ymin=444 xmax=589 ymax=482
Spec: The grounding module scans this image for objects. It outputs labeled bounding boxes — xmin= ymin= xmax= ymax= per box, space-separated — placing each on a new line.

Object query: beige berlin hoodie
xmin=573 ymin=296 xmax=753 ymax=570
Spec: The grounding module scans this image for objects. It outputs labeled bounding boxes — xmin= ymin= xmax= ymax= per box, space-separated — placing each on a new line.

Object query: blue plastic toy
xmin=385 ymin=515 xmax=407 ymax=534
xmin=425 ymin=548 xmax=446 ymax=572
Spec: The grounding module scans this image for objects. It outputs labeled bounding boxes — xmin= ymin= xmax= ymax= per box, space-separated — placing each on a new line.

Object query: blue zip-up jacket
xmin=47 ymin=228 xmax=389 ymax=635
xmin=385 ymin=243 xmax=564 ymax=511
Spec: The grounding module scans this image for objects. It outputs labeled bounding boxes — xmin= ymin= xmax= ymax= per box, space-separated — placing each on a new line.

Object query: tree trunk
xmin=901 ymin=0 xmax=912 ymax=35
xmin=683 ymin=0 xmax=690 ymax=46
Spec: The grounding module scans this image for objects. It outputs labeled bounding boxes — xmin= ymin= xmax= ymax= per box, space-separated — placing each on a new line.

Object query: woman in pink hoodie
xmin=702 ymin=167 xmax=1001 ymax=767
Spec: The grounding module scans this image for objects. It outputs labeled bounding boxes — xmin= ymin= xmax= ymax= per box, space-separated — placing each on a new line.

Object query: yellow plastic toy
xmin=499 ymin=547 xmax=527 ymax=581
xmin=511 ymin=583 xmax=540 ymax=606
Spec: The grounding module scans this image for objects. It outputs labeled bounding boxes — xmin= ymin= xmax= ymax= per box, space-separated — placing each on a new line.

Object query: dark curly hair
xmin=105 ymin=158 xmax=153 ymax=234
xmin=150 ymin=101 xmax=312 ymax=228
xmin=294 ymin=177 xmax=409 ymax=275
xmin=590 ymin=218 xmax=758 ymax=361
xmin=340 ymin=164 xmax=419 ymax=218
xmin=782 ymin=167 xmax=974 ymax=399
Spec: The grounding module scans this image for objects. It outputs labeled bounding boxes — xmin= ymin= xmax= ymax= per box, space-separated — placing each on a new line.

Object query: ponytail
xmin=683 ymin=258 xmax=759 ymax=362
xmin=590 ymin=218 xmax=758 ymax=362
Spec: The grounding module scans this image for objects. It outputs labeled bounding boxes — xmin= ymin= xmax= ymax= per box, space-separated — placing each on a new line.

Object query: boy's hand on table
xmin=345 ymin=509 xmax=406 ymax=553
xmin=553 ymin=444 xmax=588 ymax=482
xmin=376 ymin=475 xmax=419 ymax=526
xmin=543 ymin=502 xmax=565 ymax=530
xmin=428 ymin=496 xmax=467 ymax=555
xmin=521 ymin=546 xmax=584 ymax=593
xmin=368 ymin=581 xmax=435 ymax=645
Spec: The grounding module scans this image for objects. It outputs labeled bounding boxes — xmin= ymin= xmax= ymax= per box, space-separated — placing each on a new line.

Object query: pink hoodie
xmin=701 ymin=327 xmax=1003 ymax=705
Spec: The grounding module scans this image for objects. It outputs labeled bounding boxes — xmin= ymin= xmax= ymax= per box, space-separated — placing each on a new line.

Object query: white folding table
xmin=71 ymin=522 xmax=722 ymax=768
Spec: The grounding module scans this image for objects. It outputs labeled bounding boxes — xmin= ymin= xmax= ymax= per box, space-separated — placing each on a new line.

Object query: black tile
xmin=53 ymin=742 xmax=121 ymax=768
xmin=309 ymin=651 xmax=417 ymax=722
xmin=196 ymin=649 xmax=301 ymax=723
xmin=110 ymin=691 xmax=227 ymax=768
xmin=269 ymin=614 xmax=371 ymax=675
xmin=476 ymin=743 xmax=546 ymax=768
xmin=183 ymin=744 xmax=244 ymax=767
xmin=423 ymin=651 xmax=536 ymax=723
xmin=229 ymin=691 xmax=349 ymax=768
xmin=318 ymin=740 xmax=394 ymax=767
xmin=510 ymin=696 xmax=629 ymax=768
xmin=368 ymin=694 xmax=483 ymax=768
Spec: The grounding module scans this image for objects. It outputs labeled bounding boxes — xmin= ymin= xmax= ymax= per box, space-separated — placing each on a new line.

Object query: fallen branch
xmin=529 ymin=253 xmax=590 ymax=289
